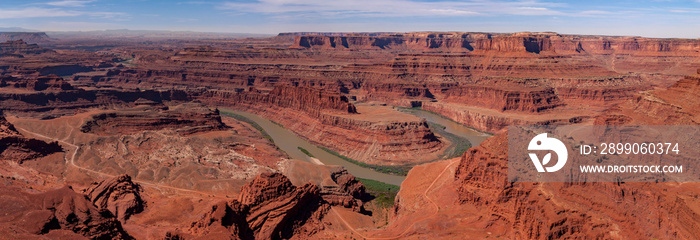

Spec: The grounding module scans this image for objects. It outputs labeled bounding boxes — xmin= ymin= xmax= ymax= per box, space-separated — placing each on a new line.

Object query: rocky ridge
xmin=446 ymin=132 xmax=700 ymax=239
xmin=0 ymin=40 xmax=53 ymax=56
xmin=189 ymin=172 xmax=366 ymax=239
xmin=80 ymin=102 xmax=227 ymax=136
xmin=84 ymin=174 xmax=145 ymax=222
xmin=0 ymin=114 xmax=61 ymax=163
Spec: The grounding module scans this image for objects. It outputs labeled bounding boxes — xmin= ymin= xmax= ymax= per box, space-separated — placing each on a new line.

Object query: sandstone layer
xmin=84 ymin=174 xmax=145 ymax=222
xmin=596 ymin=70 xmax=700 ymax=125
xmin=188 ymin=171 xmax=366 ymax=239
xmin=292 ymin=32 xmax=700 ymax=55
xmin=0 ymin=40 xmax=54 ymax=57
xmin=80 ymin=102 xmax=227 ymax=136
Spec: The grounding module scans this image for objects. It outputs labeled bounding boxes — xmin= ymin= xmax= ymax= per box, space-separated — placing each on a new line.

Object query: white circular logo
xmin=528 ymin=133 xmax=568 ymax=172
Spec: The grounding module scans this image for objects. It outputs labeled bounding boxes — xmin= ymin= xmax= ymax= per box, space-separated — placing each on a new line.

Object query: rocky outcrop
xmin=84 ymin=174 xmax=145 ymax=222
xmin=189 ymin=200 xmax=250 ymax=239
xmin=0 ymin=185 xmax=132 ymax=239
xmin=80 ymin=102 xmax=227 ymax=136
xmin=330 ymin=167 xmax=366 ymax=199
xmin=240 ymin=173 xmax=323 ymax=239
xmin=320 ymin=168 xmax=366 ymax=211
xmin=189 ymin=173 xmax=334 ymax=239
xmin=0 ymin=40 xmax=53 ymax=56
xmin=447 ymin=133 xmax=700 ymax=239
xmin=0 ymin=114 xmax=62 ymax=163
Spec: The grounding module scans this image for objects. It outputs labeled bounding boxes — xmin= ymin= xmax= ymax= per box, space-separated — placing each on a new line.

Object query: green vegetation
xmin=427 ymin=122 xmax=472 ymax=159
xmin=319 ymin=146 xmax=412 ymax=176
xmin=270 ymin=120 xmax=285 ymax=128
xmin=397 ymin=106 xmax=486 ymax=159
xmin=219 ymin=110 xmax=274 ymax=142
xmin=357 ymin=177 xmax=399 ymax=208
xmin=395 ymin=106 xmax=423 ymax=110
xmin=397 ymin=106 xmax=492 ymax=135
xmin=297 ymin=147 xmax=314 ymax=158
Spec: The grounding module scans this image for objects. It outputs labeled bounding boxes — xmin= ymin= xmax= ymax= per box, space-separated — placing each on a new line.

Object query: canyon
xmin=0 ymin=30 xmax=698 ymax=239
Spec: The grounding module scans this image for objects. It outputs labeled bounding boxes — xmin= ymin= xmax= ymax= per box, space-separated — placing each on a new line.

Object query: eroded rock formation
xmin=0 ymin=74 xmax=74 ymax=91
xmin=190 ymin=172 xmax=356 ymax=239
xmin=84 ymin=174 xmax=145 ymax=222
xmin=292 ymin=32 xmax=700 ymax=55
xmin=596 ymin=70 xmax=700 ymax=125
xmin=200 ymin=86 xmax=445 ymax=165
xmin=0 ymin=40 xmax=53 ymax=56
xmin=0 ymin=185 xmax=132 ymax=239
xmin=0 ymin=86 xmax=190 ymax=118
xmin=198 ymin=85 xmax=356 ymax=116
xmin=80 ymin=102 xmax=227 ymax=136
xmin=448 ymin=133 xmax=700 ymax=239
xmin=0 ymin=114 xmax=61 ymax=163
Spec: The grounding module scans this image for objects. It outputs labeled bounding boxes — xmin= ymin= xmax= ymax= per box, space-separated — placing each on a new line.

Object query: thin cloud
xmin=579 ymin=10 xmax=613 ymax=15
xmin=220 ymin=0 xmax=564 ymax=18
xmin=0 ymin=7 xmax=81 ymax=18
xmin=669 ymin=9 xmax=700 ymax=13
xmin=46 ymin=0 xmax=95 ymax=7
xmin=0 ymin=7 xmax=125 ymax=19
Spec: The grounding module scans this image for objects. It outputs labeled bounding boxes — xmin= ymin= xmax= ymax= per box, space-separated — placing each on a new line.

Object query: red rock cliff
xmin=450 ymin=133 xmax=700 ymax=239
xmin=292 ymin=32 xmax=700 ymax=55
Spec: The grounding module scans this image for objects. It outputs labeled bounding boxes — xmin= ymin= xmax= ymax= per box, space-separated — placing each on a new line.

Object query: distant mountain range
xmin=0 ymin=28 xmax=273 ymax=41
xmin=0 ymin=27 xmax=40 ymax=32
xmin=47 ymin=29 xmax=273 ymax=39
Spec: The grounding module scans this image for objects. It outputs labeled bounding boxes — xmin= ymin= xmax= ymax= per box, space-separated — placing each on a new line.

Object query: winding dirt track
xmin=333 ymin=159 xmax=458 ymax=239
xmin=14 ymin=125 xmax=219 ymax=197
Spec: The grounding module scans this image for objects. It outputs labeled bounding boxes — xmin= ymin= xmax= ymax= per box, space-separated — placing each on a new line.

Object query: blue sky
xmin=1 ymin=0 xmax=699 ymax=38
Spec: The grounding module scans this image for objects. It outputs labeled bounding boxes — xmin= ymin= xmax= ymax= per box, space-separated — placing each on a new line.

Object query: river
xmin=397 ymin=108 xmax=491 ymax=147
xmin=221 ymin=108 xmax=490 ymax=186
